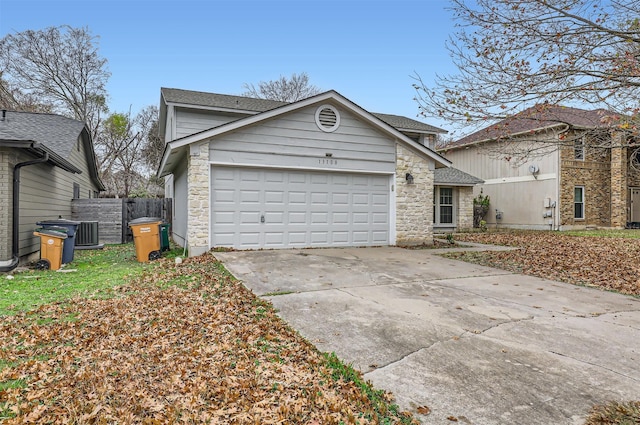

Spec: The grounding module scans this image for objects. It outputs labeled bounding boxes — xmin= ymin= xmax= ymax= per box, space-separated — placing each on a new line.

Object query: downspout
xmin=0 ymin=150 xmax=49 ymax=272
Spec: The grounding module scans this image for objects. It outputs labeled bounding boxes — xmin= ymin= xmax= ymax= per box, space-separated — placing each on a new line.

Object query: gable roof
xmin=445 ymin=105 xmax=617 ymax=149
xmin=0 ymin=110 xmax=104 ymax=189
xmin=160 ymin=87 xmax=446 ymax=135
xmin=434 ymin=167 xmax=483 ymax=186
xmin=158 ymin=90 xmax=451 ymax=177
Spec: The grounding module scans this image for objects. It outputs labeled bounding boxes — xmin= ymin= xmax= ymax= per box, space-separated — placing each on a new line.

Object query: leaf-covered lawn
xmin=0 ymin=254 xmax=415 ymax=424
xmin=451 ymin=231 xmax=640 ymax=296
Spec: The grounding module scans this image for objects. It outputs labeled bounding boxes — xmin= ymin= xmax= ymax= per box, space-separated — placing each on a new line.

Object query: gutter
xmin=0 ymin=145 xmax=49 ymax=272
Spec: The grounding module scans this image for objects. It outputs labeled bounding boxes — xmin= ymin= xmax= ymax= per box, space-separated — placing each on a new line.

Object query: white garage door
xmin=211 ymin=167 xmax=391 ymax=249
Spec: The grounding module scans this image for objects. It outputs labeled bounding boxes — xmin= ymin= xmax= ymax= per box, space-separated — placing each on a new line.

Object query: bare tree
xmin=98 ymin=106 xmax=159 ymax=197
xmin=0 ymin=76 xmax=52 ymax=113
xmin=242 ymin=72 xmax=321 ymax=102
xmin=414 ymin=0 xmax=640 ymax=144
xmin=0 ymin=25 xmax=110 ymax=140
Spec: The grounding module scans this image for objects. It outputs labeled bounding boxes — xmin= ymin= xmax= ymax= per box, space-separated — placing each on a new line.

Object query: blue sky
xmin=0 ymin=0 xmax=457 ymax=130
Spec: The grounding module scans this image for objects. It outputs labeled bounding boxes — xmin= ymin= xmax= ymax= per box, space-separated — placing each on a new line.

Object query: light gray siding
xmin=175 ymin=109 xmax=249 ymax=140
xmin=208 ymin=105 xmax=396 ymax=173
xmin=18 ymin=136 xmax=101 ymax=257
xmin=442 ymin=142 xmax=560 ymax=229
xmin=171 ymin=161 xmax=188 ymax=247
xmin=441 ymin=142 xmax=559 ymax=180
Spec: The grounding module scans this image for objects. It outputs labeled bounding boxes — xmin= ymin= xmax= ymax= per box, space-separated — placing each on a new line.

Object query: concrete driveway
xmin=215 ymin=247 xmax=640 ymax=425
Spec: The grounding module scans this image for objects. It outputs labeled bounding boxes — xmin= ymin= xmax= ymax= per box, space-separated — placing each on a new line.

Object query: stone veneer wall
xmin=457 ymin=186 xmax=474 ymax=230
xmin=0 ymin=149 xmax=11 ymax=260
xmin=395 ymin=144 xmax=434 ymax=245
xmin=187 ymin=142 xmax=210 ymax=256
xmin=559 ymin=144 xmax=611 ymax=227
xmin=610 ymin=141 xmax=627 ymax=228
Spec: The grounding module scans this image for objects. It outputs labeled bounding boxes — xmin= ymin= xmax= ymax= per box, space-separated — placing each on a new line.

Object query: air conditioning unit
xmin=76 ymin=221 xmax=99 ymax=246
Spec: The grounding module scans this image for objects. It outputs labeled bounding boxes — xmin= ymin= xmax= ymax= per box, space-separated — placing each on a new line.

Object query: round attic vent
xmin=315 ymin=105 xmax=340 ymax=132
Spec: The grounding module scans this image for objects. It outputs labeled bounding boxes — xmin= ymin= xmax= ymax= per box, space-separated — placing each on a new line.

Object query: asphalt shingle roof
xmin=434 ymin=167 xmax=483 ymax=185
xmin=446 ymin=105 xmax=617 ymax=149
xmin=0 ymin=110 xmax=85 ymax=159
xmin=161 ymin=87 xmax=446 ymax=134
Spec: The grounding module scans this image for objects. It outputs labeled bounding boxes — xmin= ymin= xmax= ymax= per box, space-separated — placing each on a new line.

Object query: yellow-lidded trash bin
xmin=33 ymin=229 xmax=68 ymax=271
xmin=129 ymin=217 xmax=162 ymax=262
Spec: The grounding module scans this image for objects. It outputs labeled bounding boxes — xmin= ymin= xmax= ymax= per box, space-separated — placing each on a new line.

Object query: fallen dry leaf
xmin=0 ymin=254 xmax=418 ymax=424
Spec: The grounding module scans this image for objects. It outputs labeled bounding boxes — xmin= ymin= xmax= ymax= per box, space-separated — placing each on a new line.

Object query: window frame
xmin=574 ymin=186 xmax=585 ymax=220
xmin=574 ymin=137 xmax=585 ymax=161
xmin=434 ymin=186 xmax=455 ymax=226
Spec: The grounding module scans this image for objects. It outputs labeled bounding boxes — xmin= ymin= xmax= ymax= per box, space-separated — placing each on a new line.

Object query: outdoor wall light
xmin=405 ymin=173 xmax=414 ymax=184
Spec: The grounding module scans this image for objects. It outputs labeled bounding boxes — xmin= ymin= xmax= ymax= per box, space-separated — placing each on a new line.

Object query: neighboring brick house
xmin=156 ymin=88 xmax=479 ymax=254
xmin=438 ymin=105 xmax=637 ymax=230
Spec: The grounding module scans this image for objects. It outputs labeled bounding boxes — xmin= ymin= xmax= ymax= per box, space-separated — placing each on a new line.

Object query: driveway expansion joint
xmin=549 ymin=351 xmax=639 ymax=383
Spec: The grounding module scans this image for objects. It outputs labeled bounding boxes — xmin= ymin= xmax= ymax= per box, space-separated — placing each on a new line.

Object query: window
xmin=574 ymin=137 xmax=585 ymax=160
xmin=438 ymin=187 xmax=454 ymax=224
xmin=574 ymin=186 xmax=584 ymax=219
xmin=73 ymin=183 xmax=80 ymax=199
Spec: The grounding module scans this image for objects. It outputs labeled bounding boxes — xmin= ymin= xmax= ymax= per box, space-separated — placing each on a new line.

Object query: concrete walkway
xmin=215 ymin=246 xmax=640 ymax=425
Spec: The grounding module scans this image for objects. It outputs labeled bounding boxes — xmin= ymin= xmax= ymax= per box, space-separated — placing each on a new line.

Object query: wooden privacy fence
xmin=71 ymin=198 xmax=172 ymax=244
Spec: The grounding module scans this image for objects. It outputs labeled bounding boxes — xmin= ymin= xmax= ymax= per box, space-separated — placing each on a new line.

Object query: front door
xmin=630 ymin=188 xmax=640 ymax=222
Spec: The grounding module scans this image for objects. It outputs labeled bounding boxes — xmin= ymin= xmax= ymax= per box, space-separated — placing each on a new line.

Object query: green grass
xmin=323 ymin=352 xmax=414 ymax=424
xmin=564 ymin=229 xmax=640 ymax=238
xmin=0 ymin=244 xmax=183 ymax=316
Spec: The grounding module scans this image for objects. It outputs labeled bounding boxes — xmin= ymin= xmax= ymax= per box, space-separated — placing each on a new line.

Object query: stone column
xmin=610 ymin=132 xmax=627 ymax=228
xmin=187 ymin=142 xmax=210 ymax=256
xmin=457 ymin=186 xmax=474 ymax=230
xmin=395 ymin=144 xmax=434 ymax=245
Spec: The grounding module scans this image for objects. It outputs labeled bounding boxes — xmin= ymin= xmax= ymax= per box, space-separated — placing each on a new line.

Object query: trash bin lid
xmin=36 ymin=218 xmax=81 ymax=226
xmin=39 ymin=225 xmax=70 ymax=234
xmin=35 ymin=229 xmax=68 ymax=238
xmin=128 ymin=217 xmax=162 ymax=226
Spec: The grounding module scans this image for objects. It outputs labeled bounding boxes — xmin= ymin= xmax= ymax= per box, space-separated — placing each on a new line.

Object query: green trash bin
xmin=159 ymin=222 xmax=171 ymax=252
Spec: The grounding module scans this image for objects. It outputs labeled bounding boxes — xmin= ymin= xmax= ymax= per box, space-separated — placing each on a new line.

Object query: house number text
xmin=319 ymin=158 xmax=338 ymax=165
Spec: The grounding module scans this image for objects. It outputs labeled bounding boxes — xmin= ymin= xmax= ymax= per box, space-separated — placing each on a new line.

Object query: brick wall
xmin=187 ymin=142 xmax=210 ymax=256
xmin=395 ymin=144 xmax=434 ymax=245
xmin=0 ymin=149 xmax=11 ymax=260
xmin=559 ymin=144 xmax=611 ymax=227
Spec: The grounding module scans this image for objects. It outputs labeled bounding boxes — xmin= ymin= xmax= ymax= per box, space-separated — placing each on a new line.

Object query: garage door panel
xmin=352 ymin=231 xmax=370 ymax=243
xmin=372 ymin=231 xmax=389 ymax=243
xmin=332 ymin=193 xmax=349 ymax=205
xmin=265 ymin=191 xmax=284 ymax=204
xmin=310 ymin=232 xmax=329 ymax=244
xmin=289 ymin=192 xmax=307 ymax=204
xmin=288 ymin=232 xmax=307 ymax=245
xmin=211 ymin=167 xmax=390 ymax=249
xmin=332 ymin=212 xmax=349 ymax=224
xmin=332 ymin=232 xmax=349 ymax=244
xmin=213 ymin=189 xmax=235 ymax=203
xmin=288 ymin=212 xmax=307 ymax=224
xmin=264 ymin=212 xmax=284 ymax=224
xmin=373 ymin=213 xmax=388 ymax=224
xmin=264 ymin=232 xmax=285 ymax=246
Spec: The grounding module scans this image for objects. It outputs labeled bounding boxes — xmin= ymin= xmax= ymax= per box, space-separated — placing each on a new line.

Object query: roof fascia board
xmin=165 ymin=90 xmax=451 ymax=168
xmin=0 ymin=139 xmax=82 ymax=173
xmin=170 ymin=102 xmax=261 ymax=116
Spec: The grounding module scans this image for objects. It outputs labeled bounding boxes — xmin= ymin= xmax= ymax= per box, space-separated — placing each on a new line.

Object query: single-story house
xmin=157 ymin=88 xmax=480 ymax=255
xmin=438 ymin=104 xmax=637 ymax=230
xmin=0 ymin=110 xmax=104 ymax=271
